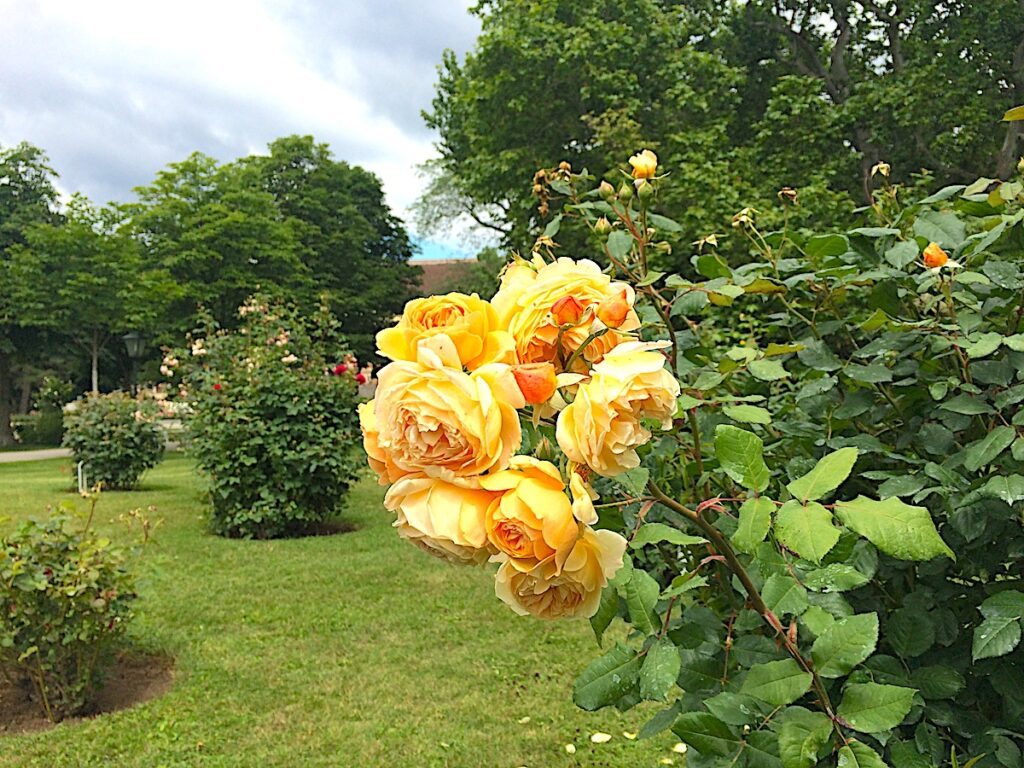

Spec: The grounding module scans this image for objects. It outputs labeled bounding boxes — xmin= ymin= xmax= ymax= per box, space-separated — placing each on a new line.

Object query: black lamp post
xmin=122 ymin=331 xmax=145 ymax=395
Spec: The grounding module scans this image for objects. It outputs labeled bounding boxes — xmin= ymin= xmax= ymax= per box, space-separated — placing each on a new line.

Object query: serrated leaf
xmin=776 ymin=707 xmax=833 ymax=768
xmin=804 ymin=564 xmax=870 ymax=592
xmin=775 ymin=500 xmax=840 ymax=564
xmin=909 ymin=666 xmax=964 ymax=699
xmin=617 ymin=467 xmax=650 ymax=496
xmin=811 ymin=613 xmax=879 ymax=678
xmin=746 ymin=731 xmax=784 ymax=768
xmin=661 ymin=573 xmax=708 ymax=600
xmin=606 ymin=229 xmax=633 ymax=261
xmin=573 ymin=642 xmax=642 ymax=711
xmin=672 ymin=712 xmax=740 ymax=756
xmin=962 ymin=331 xmax=1003 ymax=359
xmin=885 ymin=241 xmax=919 ymax=269
xmin=704 ymin=692 xmax=767 ymax=725
xmin=640 ymin=638 xmax=681 ymax=701
xmin=979 ymin=590 xmax=1024 ymax=619
xmin=839 ymin=741 xmax=889 ymax=768
xmin=715 ymin=425 xmax=770 ymax=491
xmin=835 ymin=496 xmax=954 ymax=561
xmin=591 ymin=586 xmax=619 ymax=645
xmin=972 ymin=475 xmax=1024 ymax=505
xmin=913 ymin=210 xmax=965 ymax=248
xmin=762 ymin=573 xmax=809 ymax=617
xmin=938 ymin=394 xmax=993 ymax=415
xmin=963 ymin=426 xmax=1015 ymax=472
xmin=625 ymin=569 xmax=661 ymax=635
xmin=740 ymin=659 xmax=813 ymax=707
xmin=732 ymin=497 xmax=774 ymax=553
xmin=749 ymin=358 xmax=790 ymax=381
xmin=640 ymin=701 xmax=681 ymax=739
xmin=972 ymin=615 xmax=1022 ymax=660
xmin=837 ymin=683 xmax=915 ymax=733
xmin=724 ymin=404 xmax=773 ymax=424
xmin=632 ymin=523 xmax=706 ymax=549
xmin=797 ymin=340 xmax=843 ymax=371
xmin=787 ymin=447 xmax=859 ymax=502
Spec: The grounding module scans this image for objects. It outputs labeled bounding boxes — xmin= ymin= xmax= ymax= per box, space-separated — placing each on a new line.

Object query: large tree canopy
xmin=423 ymin=0 xmax=1024 ymax=257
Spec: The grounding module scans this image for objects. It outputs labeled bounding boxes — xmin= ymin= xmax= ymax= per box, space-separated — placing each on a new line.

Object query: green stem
xmin=564 ymin=328 xmax=609 ymax=373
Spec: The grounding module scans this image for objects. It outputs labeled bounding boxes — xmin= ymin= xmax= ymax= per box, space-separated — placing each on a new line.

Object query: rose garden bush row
xmin=360 ymin=152 xmax=1024 ymax=768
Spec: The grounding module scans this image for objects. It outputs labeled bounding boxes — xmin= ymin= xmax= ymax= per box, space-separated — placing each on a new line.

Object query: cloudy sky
xmin=0 ymin=0 xmax=480 ymax=256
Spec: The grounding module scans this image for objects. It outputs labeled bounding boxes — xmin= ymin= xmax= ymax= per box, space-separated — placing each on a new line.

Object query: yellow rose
xmin=494 ymin=527 xmax=627 ymax=619
xmin=480 ymin=457 xmax=579 ymax=562
xmin=373 ymin=335 xmax=525 ymax=479
xmin=376 ymin=292 xmax=514 ymax=370
xmin=555 ymin=383 xmax=648 ymax=477
xmin=588 ymin=341 xmax=680 ymax=428
xmin=491 ymin=256 xmax=640 ymax=372
xmin=628 ymin=149 xmax=658 ymax=180
xmin=358 ymin=400 xmax=408 ymax=486
xmin=569 ymin=470 xmax=598 ymax=525
xmin=384 ymin=474 xmax=498 ymax=564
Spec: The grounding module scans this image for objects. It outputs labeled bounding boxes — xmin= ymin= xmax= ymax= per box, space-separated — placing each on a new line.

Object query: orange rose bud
xmin=596 ymin=289 xmax=631 ymax=329
xmin=551 ymin=295 xmax=586 ymax=326
xmin=512 ymin=363 xmax=558 ymax=405
xmin=923 ymin=242 xmax=948 ymax=269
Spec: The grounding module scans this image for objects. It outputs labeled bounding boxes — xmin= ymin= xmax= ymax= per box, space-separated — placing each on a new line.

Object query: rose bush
xmin=179 ymin=297 xmax=363 ymax=538
xmin=364 ymin=152 xmax=1024 ymax=768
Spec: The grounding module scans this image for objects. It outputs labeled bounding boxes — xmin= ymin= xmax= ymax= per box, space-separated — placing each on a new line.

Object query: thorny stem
xmin=564 ymin=328 xmax=609 ymax=373
xmin=646 ymin=480 xmax=848 ymax=745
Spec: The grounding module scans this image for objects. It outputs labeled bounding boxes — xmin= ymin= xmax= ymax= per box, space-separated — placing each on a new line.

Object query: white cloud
xmin=0 ymin=0 xmax=477 ymax=225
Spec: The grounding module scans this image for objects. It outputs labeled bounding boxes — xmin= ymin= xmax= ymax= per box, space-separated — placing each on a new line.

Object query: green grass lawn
xmin=0 ymin=454 xmax=677 ymax=767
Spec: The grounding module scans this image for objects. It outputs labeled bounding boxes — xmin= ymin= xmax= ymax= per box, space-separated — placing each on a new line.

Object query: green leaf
xmin=913 ymin=210 xmax=966 ymax=248
xmin=715 ymin=425 xmax=770 ymax=491
xmin=979 ymin=590 xmax=1024 ymax=619
xmin=543 ymin=214 xmax=562 ymax=237
xmin=637 ymin=270 xmax=665 ymax=287
xmin=616 ymin=467 xmax=650 ymax=496
xmin=749 ymin=358 xmax=790 ymax=381
xmin=740 ymin=659 xmax=813 ymax=707
xmin=805 ymin=234 xmax=849 ymax=259
xmin=972 ymin=615 xmax=1022 ymax=661
xmin=938 ymin=393 xmax=993 ymax=415
xmin=801 ymin=605 xmax=836 ymax=636
xmin=776 ymin=707 xmax=833 ymax=768
xmin=838 ymin=741 xmax=890 ymax=768
xmin=631 ymin=523 xmax=706 ymax=549
xmin=625 ymin=569 xmax=661 ymax=635
xmin=963 ymin=426 xmax=1015 ymax=472
xmin=573 ymin=642 xmax=642 ymax=711
xmin=837 ymin=683 xmax=915 ymax=733
xmin=762 ymin=573 xmax=809 ymax=617
xmin=909 ymin=666 xmax=965 ymax=700
xmin=962 ymin=331 xmax=1003 ymax=359
xmin=661 ymin=573 xmax=708 ymax=600
xmin=775 ymin=500 xmax=840 ymax=564
xmin=732 ymin=497 xmax=774 ymax=553
xmin=724 ymin=404 xmax=772 ymax=424
xmin=590 ymin=587 xmax=619 ymax=646
xmin=640 ymin=638 xmax=681 ymax=701
xmin=704 ymin=692 xmax=767 ymax=725
xmin=850 ymin=227 xmax=901 ymax=238
xmin=834 ymin=496 xmax=954 ymax=561
xmin=803 ymin=564 xmax=870 ymax=592
xmin=974 ymin=474 xmax=1024 ymax=505
xmin=606 ymin=230 xmax=633 ymax=261
xmin=746 ymin=731 xmax=784 ymax=768
xmin=885 ymin=241 xmax=919 ymax=269
xmin=787 ymin=447 xmax=859 ymax=502
xmin=811 ymin=613 xmax=879 ymax=678
xmin=797 ymin=340 xmax=842 ymax=372
xmin=672 ymin=712 xmax=740 ymax=756
xmin=649 ymin=212 xmax=683 ymax=232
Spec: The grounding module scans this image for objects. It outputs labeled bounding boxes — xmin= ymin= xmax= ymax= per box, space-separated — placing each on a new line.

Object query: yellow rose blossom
xmin=569 ymin=470 xmax=598 ymax=525
xmin=384 ymin=474 xmax=498 ymax=565
xmin=555 ymin=382 xmax=648 ymax=477
xmin=358 ymin=400 xmax=405 ymax=486
xmin=628 ymin=149 xmax=658 ymax=180
xmin=923 ymin=242 xmax=948 ymax=269
xmin=491 ymin=255 xmax=640 ymax=372
xmin=376 ymin=292 xmax=514 ymax=370
xmin=494 ymin=527 xmax=627 ymax=619
xmin=373 ymin=335 xmax=525 ymax=479
xmin=511 ymin=362 xmax=558 ymax=405
xmin=588 ymin=341 xmax=680 ymax=428
xmin=479 ymin=457 xmax=579 ymax=563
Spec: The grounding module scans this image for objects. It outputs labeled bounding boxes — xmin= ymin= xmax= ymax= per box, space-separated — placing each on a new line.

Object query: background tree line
xmin=420 ymin=0 xmax=1024 ymax=266
xmin=0 ymin=136 xmax=419 ymax=446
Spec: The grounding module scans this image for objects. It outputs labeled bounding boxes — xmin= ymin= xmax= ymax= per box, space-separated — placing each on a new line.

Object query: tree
xmin=0 ymin=142 xmax=61 ymax=446
xmin=423 ymin=0 xmax=1024 ymax=260
xmin=9 ymin=196 xmax=176 ymax=392
xmin=245 ymin=136 xmax=420 ymax=359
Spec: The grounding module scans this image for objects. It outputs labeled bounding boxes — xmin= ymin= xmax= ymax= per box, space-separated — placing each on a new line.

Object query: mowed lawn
xmin=0 ymin=455 xmax=675 ymax=767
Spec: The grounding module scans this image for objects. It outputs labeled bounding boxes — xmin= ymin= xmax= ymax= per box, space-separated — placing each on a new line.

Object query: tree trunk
xmin=18 ymin=373 xmax=32 ymax=413
xmin=0 ymin=352 xmax=15 ymax=447
xmin=996 ymin=121 xmax=1022 ymax=179
xmin=91 ymin=331 xmax=100 ymax=393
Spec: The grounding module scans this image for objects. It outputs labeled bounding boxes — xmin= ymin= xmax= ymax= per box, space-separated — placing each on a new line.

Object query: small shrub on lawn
xmin=179 ymin=297 xmax=363 ymax=538
xmin=0 ymin=497 xmax=138 ymax=721
xmin=62 ymin=392 xmax=164 ymax=490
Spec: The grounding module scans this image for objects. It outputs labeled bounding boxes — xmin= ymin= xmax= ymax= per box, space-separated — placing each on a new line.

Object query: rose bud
xmin=551 ymin=295 xmax=586 ymax=326
xmin=923 ymin=242 xmax=948 ymax=269
xmin=512 ymin=362 xmax=558 ymax=405
xmin=596 ymin=289 xmax=631 ymax=328
xmin=213 ymin=383 xmax=222 ymax=391
xmin=355 ymin=373 xmax=368 ymax=385
xmin=334 ymin=363 xmax=348 ymax=375
xmin=628 ymin=149 xmax=658 ymax=180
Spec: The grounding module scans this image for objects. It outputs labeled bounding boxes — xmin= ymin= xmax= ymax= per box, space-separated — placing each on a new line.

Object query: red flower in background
xmin=355 ymin=373 xmax=367 ymax=385
xmin=333 ymin=363 xmax=348 ymax=375
xmin=213 ymin=383 xmax=222 ymax=391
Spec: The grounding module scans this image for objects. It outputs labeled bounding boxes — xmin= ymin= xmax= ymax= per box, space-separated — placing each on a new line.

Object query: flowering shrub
xmin=180 ymin=297 xmax=362 ymax=538
xmin=62 ymin=392 xmax=164 ymax=490
xmin=0 ymin=495 xmax=140 ymax=721
xmin=364 ymin=153 xmax=1024 ymax=767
